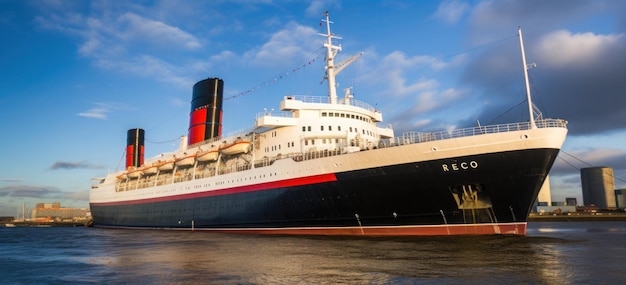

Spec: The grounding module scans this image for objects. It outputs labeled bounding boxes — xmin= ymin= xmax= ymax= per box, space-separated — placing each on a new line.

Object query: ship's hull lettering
xmin=442 ymin=161 xmax=478 ymax=172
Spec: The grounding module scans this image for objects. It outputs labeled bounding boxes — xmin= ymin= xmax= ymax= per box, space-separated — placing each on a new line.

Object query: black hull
xmin=91 ymin=148 xmax=559 ymax=235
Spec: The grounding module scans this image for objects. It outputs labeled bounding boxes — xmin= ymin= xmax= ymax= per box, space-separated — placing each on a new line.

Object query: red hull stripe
xmin=99 ymin=223 xmax=528 ymax=236
xmin=92 ymin=173 xmax=337 ymax=206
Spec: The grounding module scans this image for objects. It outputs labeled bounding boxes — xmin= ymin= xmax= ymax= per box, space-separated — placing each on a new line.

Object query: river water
xmin=1 ymin=222 xmax=624 ymax=284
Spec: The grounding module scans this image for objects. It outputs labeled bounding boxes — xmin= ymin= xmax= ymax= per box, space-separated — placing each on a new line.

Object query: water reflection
xmin=83 ymin=228 xmax=590 ymax=284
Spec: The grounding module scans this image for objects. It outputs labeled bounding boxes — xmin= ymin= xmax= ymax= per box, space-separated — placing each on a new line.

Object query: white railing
xmin=285 ymin=95 xmax=379 ymax=113
xmin=395 ymin=119 xmax=568 ymax=145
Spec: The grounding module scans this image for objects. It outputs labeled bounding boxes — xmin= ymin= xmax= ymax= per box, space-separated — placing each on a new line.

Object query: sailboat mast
xmin=518 ymin=26 xmax=536 ymax=129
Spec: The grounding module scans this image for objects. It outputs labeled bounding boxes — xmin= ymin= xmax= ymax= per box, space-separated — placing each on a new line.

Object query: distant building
xmin=616 ymin=189 xmax=625 ymax=209
xmin=581 ymin=167 xmax=616 ymax=209
xmin=536 ymin=176 xmax=552 ymax=206
xmin=565 ymin=197 xmax=577 ymax=206
xmin=31 ymin=202 xmax=89 ymax=221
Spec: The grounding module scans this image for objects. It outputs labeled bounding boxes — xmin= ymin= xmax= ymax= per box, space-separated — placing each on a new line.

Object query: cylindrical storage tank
xmin=581 ymin=166 xmax=616 ymax=208
xmin=188 ymin=78 xmax=223 ymax=145
xmin=125 ymin=128 xmax=145 ymax=169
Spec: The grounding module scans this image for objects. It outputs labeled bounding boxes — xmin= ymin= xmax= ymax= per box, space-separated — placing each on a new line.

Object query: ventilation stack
xmin=188 ymin=78 xmax=223 ymax=145
xmin=125 ymin=128 xmax=145 ymax=169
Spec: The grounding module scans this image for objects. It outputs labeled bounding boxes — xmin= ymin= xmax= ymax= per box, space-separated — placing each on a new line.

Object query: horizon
xmin=1 ymin=0 xmax=626 ymax=216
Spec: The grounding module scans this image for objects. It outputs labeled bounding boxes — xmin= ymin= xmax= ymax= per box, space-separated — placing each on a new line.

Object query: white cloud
xmin=77 ymin=108 xmax=108 ymax=119
xmin=306 ymin=0 xmax=340 ymax=17
xmin=537 ymin=30 xmax=624 ymax=67
xmin=77 ymin=102 xmax=127 ymax=120
xmin=115 ymin=12 xmax=201 ymax=50
xmin=433 ymin=0 xmax=470 ymax=24
xmin=37 ymin=9 xmax=202 ymax=88
xmin=243 ymin=22 xmax=318 ymax=67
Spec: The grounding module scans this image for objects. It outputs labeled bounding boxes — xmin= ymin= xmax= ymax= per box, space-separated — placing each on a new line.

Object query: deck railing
xmin=395 ymin=119 xmax=567 ymax=145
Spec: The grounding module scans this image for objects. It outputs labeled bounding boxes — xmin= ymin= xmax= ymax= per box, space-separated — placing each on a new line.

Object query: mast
xmin=518 ymin=26 xmax=536 ymax=129
xmin=320 ymin=11 xmax=342 ymax=104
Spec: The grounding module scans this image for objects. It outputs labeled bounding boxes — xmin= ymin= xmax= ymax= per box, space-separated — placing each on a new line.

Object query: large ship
xmin=90 ymin=13 xmax=567 ymax=236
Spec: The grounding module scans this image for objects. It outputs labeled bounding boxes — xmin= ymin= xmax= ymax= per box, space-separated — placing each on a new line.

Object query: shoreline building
xmin=581 ymin=167 xmax=616 ymax=209
xmin=616 ymin=189 xmax=625 ymax=209
xmin=31 ymin=202 xmax=90 ymax=222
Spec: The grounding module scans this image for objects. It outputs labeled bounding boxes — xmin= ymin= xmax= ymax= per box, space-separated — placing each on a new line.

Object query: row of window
xmin=304 ymin=138 xmax=342 ymax=146
xmin=266 ymin=141 xmax=295 ymax=152
xmin=302 ymin=125 xmax=376 ymax=136
xmin=321 ymin=111 xmax=371 ymax=123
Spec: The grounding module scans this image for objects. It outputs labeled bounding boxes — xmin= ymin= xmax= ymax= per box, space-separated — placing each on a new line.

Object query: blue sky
xmin=1 ymin=0 xmax=626 ymax=216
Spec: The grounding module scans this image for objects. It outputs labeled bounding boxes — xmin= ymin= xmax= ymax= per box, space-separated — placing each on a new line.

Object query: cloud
xmin=78 ymin=102 xmax=128 ymax=120
xmin=536 ymin=30 xmax=624 ymax=68
xmin=50 ymin=161 xmax=104 ymax=170
xmin=243 ymin=22 xmax=319 ymax=68
xmin=306 ymin=0 xmax=341 ymax=17
xmin=115 ymin=12 xmax=201 ymax=50
xmin=0 ymin=184 xmax=66 ymax=198
xmin=0 ymin=178 xmax=23 ymax=183
xmin=432 ymin=0 xmax=470 ymax=24
xmin=36 ymin=9 xmax=203 ymax=89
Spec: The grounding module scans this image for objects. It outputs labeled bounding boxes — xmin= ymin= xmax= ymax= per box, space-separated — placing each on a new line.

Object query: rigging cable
xmin=224 ymin=47 xmax=325 ymax=100
xmin=558 ymin=150 xmax=626 ymax=185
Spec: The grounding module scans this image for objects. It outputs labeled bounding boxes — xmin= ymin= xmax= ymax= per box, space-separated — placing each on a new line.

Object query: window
xmin=322 ymin=112 xmax=327 ymax=117
xmin=321 ymin=126 xmax=324 ymax=131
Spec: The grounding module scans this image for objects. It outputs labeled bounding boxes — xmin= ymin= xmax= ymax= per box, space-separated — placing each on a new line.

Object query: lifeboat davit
xmin=219 ymin=141 xmax=251 ymax=156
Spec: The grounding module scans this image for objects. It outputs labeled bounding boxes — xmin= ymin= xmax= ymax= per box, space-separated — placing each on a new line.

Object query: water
xmin=1 ymin=222 xmax=625 ymax=284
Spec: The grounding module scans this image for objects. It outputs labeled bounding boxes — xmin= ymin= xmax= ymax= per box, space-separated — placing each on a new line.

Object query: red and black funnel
xmin=188 ymin=78 xmax=223 ymax=145
xmin=125 ymin=128 xmax=144 ymax=169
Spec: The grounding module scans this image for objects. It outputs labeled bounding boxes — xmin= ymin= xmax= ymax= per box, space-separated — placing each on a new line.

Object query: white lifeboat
xmin=157 ymin=160 xmax=174 ymax=171
xmin=126 ymin=169 xmax=143 ymax=179
xmin=196 ymin=149 xmax=219 ymax=162
xmin=175 ymin=153 xmax=196 ymax=167
xmin=219 ymin=141 xmax=251 ymax=156
xmin=141 ymin=164 xmax=158 ymax=175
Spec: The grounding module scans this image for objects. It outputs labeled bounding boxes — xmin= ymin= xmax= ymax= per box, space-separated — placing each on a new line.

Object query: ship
xmin=89 ymin=13 xmax=567 ymax=236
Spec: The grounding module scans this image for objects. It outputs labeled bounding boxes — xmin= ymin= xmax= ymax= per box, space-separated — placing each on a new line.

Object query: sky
xmin=1 ymin=0 xmax=626 ymax=216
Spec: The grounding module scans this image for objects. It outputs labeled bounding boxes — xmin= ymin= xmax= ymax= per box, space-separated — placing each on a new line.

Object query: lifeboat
xmin=175 ymin=154 xmax=196 ymax=167
xmin=219 ymin=141 xmax=252 ymax=156
xmin=126 ymin=169 xmax=143 ymax=179
xmin=141 ymin=164 xmax=158 ymax=175
xmin=196 ymin=149 xmax=219 ymax=162
xmin=157 ymin=160 xmax=174 ymax=171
